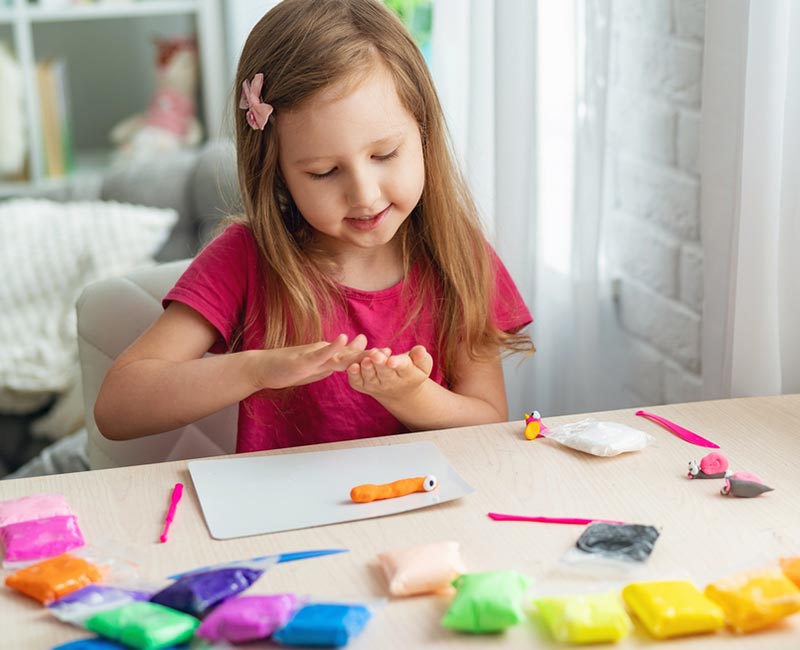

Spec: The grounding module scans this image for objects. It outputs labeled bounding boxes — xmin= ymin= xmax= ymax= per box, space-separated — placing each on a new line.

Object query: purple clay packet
xmin=49 ymin=585 xmax=153 ymax=625
xmin=1 ymin=515 xmax=85 ymax=563
xmin=196 ymin=593 xmax=299 ymax=643
xmin=150 ymin=567 xmax=263 ymax=617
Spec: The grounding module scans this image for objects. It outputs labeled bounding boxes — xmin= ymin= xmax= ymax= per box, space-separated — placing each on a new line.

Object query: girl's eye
xmin=374 ymin=148 xmax=399 ymax=161
xmin=308 ymin=167 xmax=336 ymax=180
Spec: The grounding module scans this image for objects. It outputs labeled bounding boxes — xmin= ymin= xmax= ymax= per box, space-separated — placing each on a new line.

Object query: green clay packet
xmin=85 ymin=601 xmax=199 ymax=650
xmin=441 ymin=570 xmax=532 ymax=633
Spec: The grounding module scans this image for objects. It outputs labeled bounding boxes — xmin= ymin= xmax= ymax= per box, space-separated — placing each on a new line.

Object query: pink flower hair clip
xmin=239 ymin=72 xmax=273 ymax=130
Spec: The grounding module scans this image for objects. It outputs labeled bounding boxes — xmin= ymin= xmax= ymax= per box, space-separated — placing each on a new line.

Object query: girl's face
xmin=276 ymin=66 xmax=425 ymax=261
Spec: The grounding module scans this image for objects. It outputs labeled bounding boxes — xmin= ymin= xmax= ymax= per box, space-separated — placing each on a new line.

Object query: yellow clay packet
xmin=705 ymin=566 xmax=800 ymax=633
xmin=534 ymin=592 xmax=631 ymax=644
xmin=622 ymin=580 xmax=724 ymax=639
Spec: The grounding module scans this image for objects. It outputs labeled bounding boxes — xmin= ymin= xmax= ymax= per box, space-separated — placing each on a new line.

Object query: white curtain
xmin=431 ymin=0 xmax=611 ymax=417
xmin=701 ymin=0 xmax=800 ymax=398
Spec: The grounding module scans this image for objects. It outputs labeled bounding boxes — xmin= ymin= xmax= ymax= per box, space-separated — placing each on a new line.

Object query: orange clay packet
xmin=5 ymin=552 xmax=103 ymax=604
xmin=705 ymin=566 xmax=800 ymax=633
xmin=779 ymin=557 xmax=800 ymax=588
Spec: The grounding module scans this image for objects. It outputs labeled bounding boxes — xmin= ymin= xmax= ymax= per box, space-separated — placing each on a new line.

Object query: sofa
xmin=0 ymin=140 xmax=240 ymax=476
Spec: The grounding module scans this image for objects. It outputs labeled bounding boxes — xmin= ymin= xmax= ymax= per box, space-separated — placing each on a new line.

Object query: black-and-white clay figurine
xmin=687 ymin=452 xmax=733 ymax=479
xmin=720 ymin=472 xmax=774 ymax=497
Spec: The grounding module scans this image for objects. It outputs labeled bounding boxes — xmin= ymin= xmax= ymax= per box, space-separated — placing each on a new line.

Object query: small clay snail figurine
xmin=687 ymin=452 xmax=733 ymax=479
xmin=721 ymin=472 xmax=774 ymax=498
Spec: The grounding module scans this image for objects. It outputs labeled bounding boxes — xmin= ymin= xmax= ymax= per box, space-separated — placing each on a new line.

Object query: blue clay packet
xmin=272 ymin=603 xmax=372 ymax=647
xmin=150 ymin=567 xmax=262 ymax=617
xmin=52 ymin=639 xmax=129 ymax=650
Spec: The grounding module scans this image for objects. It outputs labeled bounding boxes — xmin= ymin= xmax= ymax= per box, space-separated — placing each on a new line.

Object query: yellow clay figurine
xmin=524 ymin=410 xmax=542 ymax=440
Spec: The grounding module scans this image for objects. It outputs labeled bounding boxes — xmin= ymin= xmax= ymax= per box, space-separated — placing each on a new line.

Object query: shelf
xmin=1 ymin=0 xmax=225 ymax=189
xmin=23 ymin=1 xmax=200 ymax=24
xmin=0 ymin=149 xmax=110 ymax=198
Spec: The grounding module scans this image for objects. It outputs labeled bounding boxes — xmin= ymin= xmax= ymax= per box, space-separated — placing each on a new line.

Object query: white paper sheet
xmin=189 ymin=441 xmax=474 ymax=539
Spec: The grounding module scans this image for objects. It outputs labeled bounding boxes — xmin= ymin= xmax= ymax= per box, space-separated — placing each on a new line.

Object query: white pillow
xmin=0 ymin=199 xmax=177 ymax=413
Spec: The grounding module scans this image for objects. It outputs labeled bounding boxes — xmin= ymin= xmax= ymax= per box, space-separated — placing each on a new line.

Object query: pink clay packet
xmin=0 ymin=494 xmax=84 ymax=567
xmin=377 ymin=541 xmax=466 ymax=596
xmin=0 ymin=494 xmax=73 ymax=527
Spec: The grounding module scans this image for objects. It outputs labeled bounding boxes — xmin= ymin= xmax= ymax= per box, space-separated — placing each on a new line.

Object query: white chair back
xmin=77 ymin=261 xmax=237 ymax=469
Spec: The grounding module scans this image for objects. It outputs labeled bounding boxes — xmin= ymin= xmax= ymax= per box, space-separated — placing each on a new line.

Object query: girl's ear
xmin=274 ymin=173 xmax=305 ymax=235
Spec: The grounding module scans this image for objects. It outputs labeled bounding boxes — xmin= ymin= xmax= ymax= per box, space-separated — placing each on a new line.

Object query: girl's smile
xmin=344 ymin=204 xmax=392 ymax=231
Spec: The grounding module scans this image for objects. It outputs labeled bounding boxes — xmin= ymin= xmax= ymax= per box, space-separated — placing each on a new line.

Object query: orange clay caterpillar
xmin=350 ymin=475 xmax=438 ymax=503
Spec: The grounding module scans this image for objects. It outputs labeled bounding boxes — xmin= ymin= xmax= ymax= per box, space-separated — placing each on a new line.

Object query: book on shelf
xmin=36 ymin=57 xmax=74 ymax=178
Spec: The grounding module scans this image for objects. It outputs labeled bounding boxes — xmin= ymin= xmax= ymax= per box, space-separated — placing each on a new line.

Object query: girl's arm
xmin=347 ymin=345 xmax=508 ymax=431
xmin=95 ymin=302 xmax=367 ymax=440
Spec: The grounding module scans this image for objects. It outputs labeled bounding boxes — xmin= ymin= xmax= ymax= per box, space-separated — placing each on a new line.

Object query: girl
xmin=95 ymin=0 xmax=534 ymax=452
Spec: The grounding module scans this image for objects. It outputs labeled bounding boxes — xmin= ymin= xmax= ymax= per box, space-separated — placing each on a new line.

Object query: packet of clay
xmin=2 ymin=515 xmax=85 ymax=567
xmin=0 ymin=494 xmax=73 ymax=527
xmin=441 ymin=570 xmax=533 ymax=633
xmin=0 ymin=494 xmax=85 ymax=567
xmin=150 ymin=554 xmax=280 ymax=618
xmin=544 ymin=419 xmax=653 ymax=456
xmin=377 ymin=541 xmax=465 ymax=596
xmin=533 ymin=590 xmax=632 ymax=644
xmin=272 ymin=599 xmax=380 ymax=647
xmin=705 ymin=565 xmax=800 ymax=633
xmin=196 ymin=593 xmax=301 ymax=643
xmin=5 ymin=543 xmax=142 ymax=605
xmin=49 ymin=584 xmax=155 ymax=625
xmin=559 ymin=523 xmax=660 ymax=578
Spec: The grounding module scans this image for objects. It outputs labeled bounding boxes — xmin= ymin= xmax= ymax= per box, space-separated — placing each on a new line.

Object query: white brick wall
xmin=603 ymin=0 xmax=705 ymax=406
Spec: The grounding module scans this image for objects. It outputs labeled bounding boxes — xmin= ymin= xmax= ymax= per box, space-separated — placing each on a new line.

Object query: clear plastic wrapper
xmin=559 ymin=523 xmax=660 ymax=578
xmin=544 ymin=418 xmax=653 ymax=456
xmin=49 ymin=584 xmax=155 ymax=625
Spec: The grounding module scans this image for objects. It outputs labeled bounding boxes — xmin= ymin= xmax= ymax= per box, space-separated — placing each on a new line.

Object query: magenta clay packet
xmin=1 ymin=515 xmax=85 ymax=564
xmin=196 ymin=593 xmax=300 ymax=643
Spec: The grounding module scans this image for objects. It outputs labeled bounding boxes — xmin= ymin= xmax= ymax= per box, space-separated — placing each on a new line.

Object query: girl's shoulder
xmin=202 ymin=220 xmax=257 ymax=255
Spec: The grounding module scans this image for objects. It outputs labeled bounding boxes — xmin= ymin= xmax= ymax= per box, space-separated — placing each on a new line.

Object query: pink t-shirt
xmin=164 ymin=224 xmax=532 ymax=452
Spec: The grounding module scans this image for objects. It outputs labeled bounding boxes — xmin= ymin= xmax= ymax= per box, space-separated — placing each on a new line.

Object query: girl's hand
xmin=253 ymin=333 xmax=368 ymax=390
xmin=347 ymin=345 xmax=434 ymax=401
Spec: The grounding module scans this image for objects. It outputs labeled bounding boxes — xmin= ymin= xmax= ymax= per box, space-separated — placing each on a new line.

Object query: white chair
xmin=77 ymin=261 xmax=237 ymax=469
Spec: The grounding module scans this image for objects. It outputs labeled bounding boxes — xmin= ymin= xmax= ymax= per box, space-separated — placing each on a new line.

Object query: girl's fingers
xmin=409 ymin=345 xmax=433 ymax=375
xmin=347 ymin=362 xmax=364 ymax=388
xmin=385 ymin=352 xmax=410 ymax=372
xmin=333 ymin=335 xmax=370 ymax=367
xmin=312 ymin=333 xmax=347 ymax=361
xmin=349 ymin=334 xmax=368 ymax=352
xmin=360 ymin=356 xmax=380 ymax=383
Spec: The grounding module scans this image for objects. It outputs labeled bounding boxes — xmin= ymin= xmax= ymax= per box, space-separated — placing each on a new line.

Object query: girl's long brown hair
xmin=233 ymin=0 xmax=533 ymax=382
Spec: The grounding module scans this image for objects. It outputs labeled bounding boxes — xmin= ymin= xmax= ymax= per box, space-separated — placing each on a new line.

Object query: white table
xmin=2 ymin=395 xmax=799 ymax=648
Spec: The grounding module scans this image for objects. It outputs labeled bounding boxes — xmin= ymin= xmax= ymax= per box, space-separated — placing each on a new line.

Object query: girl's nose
xmin=346 ymin=167 xmax=381 ymax=209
